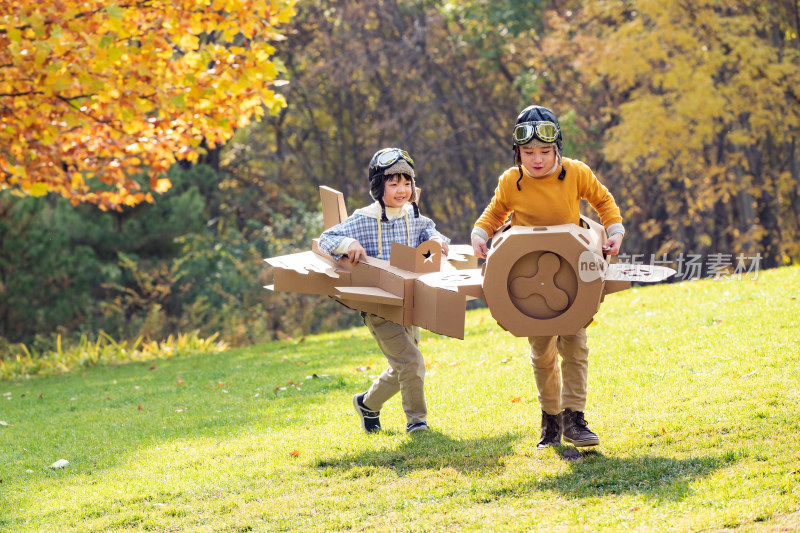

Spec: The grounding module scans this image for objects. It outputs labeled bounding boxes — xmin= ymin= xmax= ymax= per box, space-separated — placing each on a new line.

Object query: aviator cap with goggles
xmin=368 ymin=148 xmax=415 ymax=181
xmin=512 ymin=105 xmax=563 ymax=151
xmin=368 ymin=147 xmax=419 ymax=220
xmin=512 ymin=106 xmax=565 ymax=188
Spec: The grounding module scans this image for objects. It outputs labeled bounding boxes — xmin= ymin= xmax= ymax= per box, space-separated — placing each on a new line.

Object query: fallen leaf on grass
xmin=137 ymin=404 xmax=143 ymax=410
xmin=289 ymin=450 xmax=300 ymax=457
xmin=500 ymin=358 xmax=511 ymax=363
xmin=511 ymin=397 xmax=522 ymax=403
xmin=0 ymin=421 xmax=10 ymax=427
xmin=449 ymin=362 xmax=460 ymax=367
xmin=661 ymin=427 xmax=667 ymax=434
xmin=176 ymin=378 xmax=185 ymax=385
xmin=149 ymin=364 xmax=157 ymax=370
xmin=630 ymin=507 xmax=641 ymax=512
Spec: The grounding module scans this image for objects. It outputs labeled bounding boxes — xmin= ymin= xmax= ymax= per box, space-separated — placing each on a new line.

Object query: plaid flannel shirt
xmin=318 ymin=204 xmax=450 ymax=261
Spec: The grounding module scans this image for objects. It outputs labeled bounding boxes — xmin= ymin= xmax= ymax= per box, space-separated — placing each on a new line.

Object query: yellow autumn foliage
xmin=0 ymin=0 xmax=296 ymax=210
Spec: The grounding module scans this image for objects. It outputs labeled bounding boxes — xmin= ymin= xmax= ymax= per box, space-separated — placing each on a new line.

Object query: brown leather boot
xmin=562 ymin=408 xmax=599 ymax=447
xmin=537 ymin=410 xmax=562 ymax=449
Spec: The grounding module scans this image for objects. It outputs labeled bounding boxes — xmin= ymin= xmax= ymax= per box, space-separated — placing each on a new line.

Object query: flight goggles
xmin=512 ymin=121 xmax=560 ymax=145
xmin=374 ymin=148 xmax=414 ymax=169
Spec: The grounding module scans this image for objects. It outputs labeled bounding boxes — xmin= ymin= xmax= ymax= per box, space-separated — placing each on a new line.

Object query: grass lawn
xmin=1 ymin=266 xmax=799 ymax=532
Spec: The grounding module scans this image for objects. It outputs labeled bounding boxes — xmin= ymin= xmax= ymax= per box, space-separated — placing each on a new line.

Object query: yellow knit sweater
xmin=474 ymin=157 xmax=622 ymax=238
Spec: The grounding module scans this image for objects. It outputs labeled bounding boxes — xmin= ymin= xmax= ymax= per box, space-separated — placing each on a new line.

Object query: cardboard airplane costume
xmin=264 ymin=186 xmax=675 ymax=339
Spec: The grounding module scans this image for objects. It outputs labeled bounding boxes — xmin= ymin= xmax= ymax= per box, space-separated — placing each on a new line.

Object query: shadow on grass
xmin=315 ymin=432 xmax=734 ymax=501
xmin=504 ymin=447 xmax=735 ymax=500
xmin=314 ymin=429 xmax=526 ymax=475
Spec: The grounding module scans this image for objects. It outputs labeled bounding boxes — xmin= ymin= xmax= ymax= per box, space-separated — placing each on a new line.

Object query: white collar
xmin=353 ymin=202 xmax=411 ymax=220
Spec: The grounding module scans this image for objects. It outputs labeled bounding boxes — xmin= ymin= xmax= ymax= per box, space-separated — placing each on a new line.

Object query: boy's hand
xmin=471 ymin=234 xmax=489 ymax=259
xmin=347 ymin=241 xmax=368 ymax=264
xmin=440 ymin=240 xmax=450 ymax=256
xmin=602 ymin=233 xmax=623 ymax=256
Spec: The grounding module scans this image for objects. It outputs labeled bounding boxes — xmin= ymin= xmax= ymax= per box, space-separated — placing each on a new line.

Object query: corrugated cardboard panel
xmin=447 ymin=244 xmax=479 ymax=270
xmin=390 ymin=241 xmax=442 ymax=273
xmin=334 ymin=286 xmax=403 ymax=306
xmin=320 ymin=186 xmax=348 ymax=229
xmin=338 ymin=298 xmax=405 ymax=324
xmin=265 ymin=250 xmax=340 ymax=277
xmin=417 ymin=269 xmax=484 ymax=300
xmin=412 ymin=281 xmax=466 ymax=339
xmin=272 ymin=268 xmax=347 ymax=296
xmin=482 ymin=225 xmax=604 ymax=337
xmin=606 ymin=263 xmax=676 ymax=283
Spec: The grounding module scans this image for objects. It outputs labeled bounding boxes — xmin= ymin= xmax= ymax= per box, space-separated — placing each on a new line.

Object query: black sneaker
xmin=406 ymin=422 xmax=429 ymax=433
xmin=352 ymin=393 xmax=381 ymax=433
xmin=562 ymin=408 xmax=599 ymax=447
xmin=537 ymin=410 xmax=562 ymax=449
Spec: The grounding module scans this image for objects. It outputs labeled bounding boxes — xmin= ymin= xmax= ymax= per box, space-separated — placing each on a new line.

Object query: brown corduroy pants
xmin=361 ymin=313 xmax=427 ymax=425
xmin=527 ymin=328 xmax=590 ymax=415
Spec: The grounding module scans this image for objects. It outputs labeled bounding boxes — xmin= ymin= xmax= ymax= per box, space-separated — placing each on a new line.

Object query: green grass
xmin=1 ymin=266 xmax=799 ymax=532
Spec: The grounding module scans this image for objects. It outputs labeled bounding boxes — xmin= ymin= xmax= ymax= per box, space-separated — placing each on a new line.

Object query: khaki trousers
xmin=361 ymin=313 xmax=427 ymax=425
xmin=527 ymin=328 xmax=589 ymax=415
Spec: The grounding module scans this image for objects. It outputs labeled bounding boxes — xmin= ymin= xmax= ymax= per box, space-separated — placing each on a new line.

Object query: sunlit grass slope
xmin=1 ymin=266 xmax=798 ymax=532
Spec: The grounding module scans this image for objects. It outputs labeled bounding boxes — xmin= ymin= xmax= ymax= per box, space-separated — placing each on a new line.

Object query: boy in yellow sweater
xmin=471 ymin=105 xmax=624 ymax=449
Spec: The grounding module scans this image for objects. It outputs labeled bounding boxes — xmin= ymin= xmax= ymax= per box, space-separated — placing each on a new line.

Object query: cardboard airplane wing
xmin=264 ymin=186 xmax=476 ymax=338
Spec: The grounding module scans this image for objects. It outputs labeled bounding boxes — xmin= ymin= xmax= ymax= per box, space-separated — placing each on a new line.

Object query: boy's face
xmin=382 ymin=174 xmax=414 ymax=208
xmin=520 ymin=144 xmax=557 ymax=178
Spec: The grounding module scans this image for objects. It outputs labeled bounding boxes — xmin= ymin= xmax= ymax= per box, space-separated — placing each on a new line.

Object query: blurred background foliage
xmin=1 ymin=0 xmax=798 ymax=354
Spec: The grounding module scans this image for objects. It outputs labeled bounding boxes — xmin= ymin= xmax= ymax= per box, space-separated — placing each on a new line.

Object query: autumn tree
xmin=0 ymin=0 xmax=295 ymax=210
xmin=529 ymin=0 xmax=800 ymax=266
xmin=223 ymin=0 xmax=533 ymax=242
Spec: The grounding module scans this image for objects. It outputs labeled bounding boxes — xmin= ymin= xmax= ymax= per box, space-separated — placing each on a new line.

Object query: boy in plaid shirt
xmin=318 ymin=148 xmax=450 ymax=434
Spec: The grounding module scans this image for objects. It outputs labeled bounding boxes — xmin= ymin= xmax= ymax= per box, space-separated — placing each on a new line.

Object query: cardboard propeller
xmin=480 ymin=221 xmax=675 ymax=336
xmin=264 ymin=186 xmax=675 ymax=339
